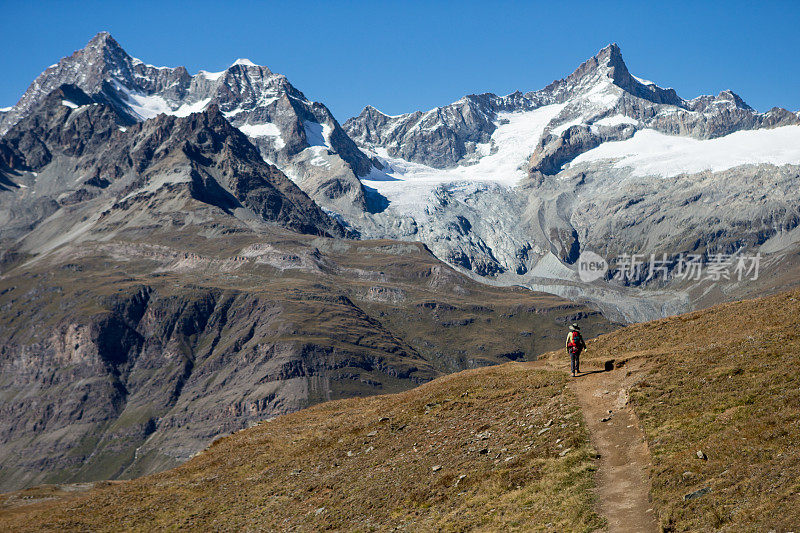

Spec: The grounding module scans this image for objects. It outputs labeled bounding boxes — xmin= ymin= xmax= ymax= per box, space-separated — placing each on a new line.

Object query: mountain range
xmin=2 ymin=32 xmax=799 ymax=490
xmin=0 ymin=33 xmax=612 ymax=490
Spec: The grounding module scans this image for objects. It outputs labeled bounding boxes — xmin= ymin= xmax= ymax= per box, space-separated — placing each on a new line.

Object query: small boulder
xmin=684 ymin=486 xmax=711 ymax=501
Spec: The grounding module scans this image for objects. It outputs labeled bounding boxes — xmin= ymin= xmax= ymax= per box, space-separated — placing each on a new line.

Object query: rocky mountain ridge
xmin=345 ymin=44 xmax=799 ymax=172
xmin=0 ymin=32 xmax=374 ymax=213
xmin=0 ymin=82 xmax=345 ymax=248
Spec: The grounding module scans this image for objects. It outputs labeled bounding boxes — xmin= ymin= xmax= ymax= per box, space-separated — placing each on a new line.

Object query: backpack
xmin=568 ymin=331 xmax=583 ymax=354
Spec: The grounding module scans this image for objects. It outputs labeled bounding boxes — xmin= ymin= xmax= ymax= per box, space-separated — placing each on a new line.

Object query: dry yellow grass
xmin=0 ymin=364 xmax=604 ymax=532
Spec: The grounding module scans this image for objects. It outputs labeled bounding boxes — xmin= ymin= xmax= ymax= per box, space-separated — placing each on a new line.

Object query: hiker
xmin=566 ymin=323 xmax=586 ymax=377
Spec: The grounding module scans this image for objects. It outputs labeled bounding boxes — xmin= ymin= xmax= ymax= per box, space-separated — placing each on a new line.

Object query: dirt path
xmin=537 ymin=357 xmax=658 ymax=532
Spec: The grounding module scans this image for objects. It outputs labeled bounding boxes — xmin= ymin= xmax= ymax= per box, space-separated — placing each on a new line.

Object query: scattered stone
xmin=378 ymin=417 xmax=390 ymax=423
xmin=537 ymin=427 xmax=551 ymax=435
xmin=432 ymin=465 xmax=442 ymax=472
xmin=600 ymin=416 xmax=612 ymax=423
xmin=559 ymin=448 xmax=573 ymax=457
xmin=346 ymin=451 xmax=353 ymax=457
xmin=365 ymin=446 xmax=374 ymax=453
xmin=684 ymin=486 xmax=711 ymax=501
xmin=696 ymin=450 xmax=708 ymax=461
xmin=367 ymin=431 xmax=377 ymax=437
xmin=545 ymin=419 xmax=553 ymax=427
xmin=315 ymin=507 xmax=325 ymax=515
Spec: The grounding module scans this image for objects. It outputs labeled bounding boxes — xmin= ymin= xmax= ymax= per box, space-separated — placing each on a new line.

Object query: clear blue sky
xmin=1 ymin=0 xmax=799 ymax=120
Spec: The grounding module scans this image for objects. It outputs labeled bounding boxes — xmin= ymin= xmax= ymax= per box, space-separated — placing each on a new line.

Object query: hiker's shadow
xmin=574 ymin=360 xmax=616 ymax=377
xmin=574 ymin=369 xmax=607 ymax=377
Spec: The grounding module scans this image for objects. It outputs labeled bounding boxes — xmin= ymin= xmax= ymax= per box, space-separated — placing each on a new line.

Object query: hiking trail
xmin=532 ymin=356 xmax=658 ymax=532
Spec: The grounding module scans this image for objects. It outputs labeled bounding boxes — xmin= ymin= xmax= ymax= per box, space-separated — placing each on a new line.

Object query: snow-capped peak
xmin=232 ymin=58 xmax=257 ymax=67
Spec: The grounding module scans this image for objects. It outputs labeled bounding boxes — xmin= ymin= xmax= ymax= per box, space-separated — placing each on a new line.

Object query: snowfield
xmin=572 ymin=125 xmax=800 ymax=177
xmin=112 ymin=81 xmax=212 ymax=120
xmin=595 ymin=114 xmax=639 ymax=127
xmin=238 ymin=122 xmax=285 ymax=149
xmin=362 ymin=104 xmax=565 ymax=214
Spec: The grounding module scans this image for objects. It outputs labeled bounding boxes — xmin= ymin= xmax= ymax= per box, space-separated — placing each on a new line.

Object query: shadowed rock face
xmin=0 ymin=282 xmax=434 ymax=491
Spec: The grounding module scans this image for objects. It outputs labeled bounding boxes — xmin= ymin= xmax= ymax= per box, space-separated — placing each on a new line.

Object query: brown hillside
xmin=0 ymin=364 xmax=604 ymax=531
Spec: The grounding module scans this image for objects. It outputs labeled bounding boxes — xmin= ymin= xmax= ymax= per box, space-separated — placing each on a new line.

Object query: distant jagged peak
xmin=84 ymin=30 xmax=124 ymax=55
xmin=72 ymin=31 xmax=146 ymax=76
xmin=540 ymin=43 xmax=682 ymax=107
xmin=232 ymin=58 xmax=257 ymax=67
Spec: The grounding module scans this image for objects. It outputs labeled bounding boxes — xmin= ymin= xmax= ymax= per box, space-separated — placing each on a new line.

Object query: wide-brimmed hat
xmin=569 ymin=324 xmax=580 ymax=331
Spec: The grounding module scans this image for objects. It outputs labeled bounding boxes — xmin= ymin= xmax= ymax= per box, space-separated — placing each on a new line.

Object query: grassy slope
xmin=550 ymin=288 xmax=800 ymax=532
xmin=0 ymin=364 xmax=603 ymax=532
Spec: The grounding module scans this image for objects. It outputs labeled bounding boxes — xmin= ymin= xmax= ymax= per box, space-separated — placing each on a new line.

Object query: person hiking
xmin=566 ymin=323 xmax=586 ymax=377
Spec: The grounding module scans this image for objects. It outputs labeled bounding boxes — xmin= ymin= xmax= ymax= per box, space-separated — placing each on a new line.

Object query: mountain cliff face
xmin=0 ymin=231 xmax=610 ymax=491
xmin=0 ymin=32 xmax=373 ymax=213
